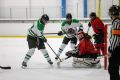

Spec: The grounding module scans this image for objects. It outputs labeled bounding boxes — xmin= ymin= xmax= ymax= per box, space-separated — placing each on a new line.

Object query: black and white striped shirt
xmin=108 ymin=18 xmax=120 ymax=53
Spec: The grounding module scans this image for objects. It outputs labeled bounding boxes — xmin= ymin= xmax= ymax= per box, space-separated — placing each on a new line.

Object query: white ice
xmin=0 ymin=38 xmax=109 ymax=80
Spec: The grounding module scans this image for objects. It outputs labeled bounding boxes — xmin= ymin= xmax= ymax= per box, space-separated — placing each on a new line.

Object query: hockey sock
xmin=23 ymin=48 xmax=35 ymax=63
xmin=70 ymin=43 xmax=76 ymax=50
xmin=40 ymin=49 xmax=51 ymax=62
xmin=58 ymin=43 xmax=67 ymax=55
xmin=94 ymin=44 xmax=100 ymax=54
xmin=100 ymin=43 xmax=104 ymax=55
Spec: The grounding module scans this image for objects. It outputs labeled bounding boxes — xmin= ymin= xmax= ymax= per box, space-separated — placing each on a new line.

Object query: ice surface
xmin=0 ymin=38 xmax=109 ymax=80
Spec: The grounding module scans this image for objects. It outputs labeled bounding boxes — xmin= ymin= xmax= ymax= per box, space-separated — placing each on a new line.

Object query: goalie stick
xmin=57 ymin=27 xmax=91 ymax=67
xmin=0 ymin=66 xmax=11 ymax=69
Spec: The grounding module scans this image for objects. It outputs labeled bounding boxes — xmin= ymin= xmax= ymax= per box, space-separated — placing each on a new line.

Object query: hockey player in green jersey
xmin=55 ymin=13 xmax=83 ymax=60
xmin=22 ymin=14 xmax=53 ymax=68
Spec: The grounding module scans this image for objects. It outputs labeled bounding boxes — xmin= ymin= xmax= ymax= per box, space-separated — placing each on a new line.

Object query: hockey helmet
xmin=109 ymin=5 xmax=120 ymax=15
xmin=89 ymin=12 xmax=96 ymax=17
xmin=41 ymin=14 xmax=49 ymax=21
xmin=66 ymin=13 xmax=72 ymax=19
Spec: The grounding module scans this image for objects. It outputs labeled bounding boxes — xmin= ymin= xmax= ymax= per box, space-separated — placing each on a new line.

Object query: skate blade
xmin=50 ymin=64 xmax=53 ymax=67
xmin=21 ymin=66 xmax=27 ymax=69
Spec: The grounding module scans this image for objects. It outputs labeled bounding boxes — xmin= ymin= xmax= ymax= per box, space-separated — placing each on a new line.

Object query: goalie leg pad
xmin=72 ymin=58 xmax=101 ymax=68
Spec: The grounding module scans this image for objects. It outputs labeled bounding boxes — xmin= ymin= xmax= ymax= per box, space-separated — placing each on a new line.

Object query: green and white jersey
xmin=61 ymin=19 xmax=83 ymax=38
xmin=28 ymin=19 xmax=45 ymax=39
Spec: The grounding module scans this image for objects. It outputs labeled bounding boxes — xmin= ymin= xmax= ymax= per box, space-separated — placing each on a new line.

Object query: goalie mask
xmin=76 ymin=31 xmax=84 ymax=40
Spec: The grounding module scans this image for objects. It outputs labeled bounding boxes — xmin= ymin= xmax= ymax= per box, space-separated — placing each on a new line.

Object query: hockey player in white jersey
xmin=55 ymin=13 xmax=83 ymax=60
xmin=22 ymin=14 xmax=53 ymax=68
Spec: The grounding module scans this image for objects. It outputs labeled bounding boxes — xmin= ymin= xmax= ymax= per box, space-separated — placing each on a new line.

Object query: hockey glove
xmin=43 ymin=37 xmax=47 ymax=42
xmin=88 ymin=22 xmax=91 ymax=27
xmin=58 ymin=31 xmax=63 ymax=36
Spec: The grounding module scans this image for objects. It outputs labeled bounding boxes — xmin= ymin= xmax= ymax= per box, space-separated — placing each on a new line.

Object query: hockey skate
xmin=55 ymin=54 xmax=60 ymax=60
xmin=21 ymin=62 xmax=27 ymax=69
xmin=48 ymin=61 xmax=53 ymax=65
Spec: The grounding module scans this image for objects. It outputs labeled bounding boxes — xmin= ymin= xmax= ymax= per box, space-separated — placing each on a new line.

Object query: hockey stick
xmin=57 ymin=56 xmax=71 ymax=67
xmin=87 ymin=26 xmax=90 ymax=34
xmin=43 ymin=33 xmax=58 ymax=35
xmin=30 ymin=29 xmax=61 ymax=61
xmin=46 ymin=42 xmax=61 ymax=62
xmin=0 ymin=66 xmax=11 ymax=69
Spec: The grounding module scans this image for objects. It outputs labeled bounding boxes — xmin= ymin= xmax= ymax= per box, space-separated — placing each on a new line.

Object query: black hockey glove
xmin=43 ymin=37 xmax=47 ymax=42
xmin=88 ymin=22 xmax=91 ymax=27
xmin=58 ymin=31 xmax=63 ymax=36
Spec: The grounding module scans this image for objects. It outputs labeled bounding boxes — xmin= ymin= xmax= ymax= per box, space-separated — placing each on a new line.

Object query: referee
xmin=108 ymin=5 xmax=120 ymax=80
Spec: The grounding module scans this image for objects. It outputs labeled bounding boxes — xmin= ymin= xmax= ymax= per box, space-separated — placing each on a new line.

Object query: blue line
xmin=62 ymin=0 xmax=66 ymax=18
xmin=84 ymin=0 xmax=87 ymax=18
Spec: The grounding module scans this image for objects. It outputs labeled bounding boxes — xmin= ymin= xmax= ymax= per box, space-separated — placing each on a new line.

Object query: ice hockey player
xmin=88 ymin=12 xmax=104 ymax=56
xmin=55 ymin=13 xmax=83 ymax=60
xmin=65 ymin=31 xmax=100 ymax=68
xmin=22 ymin=14 xmax=53 ymax=68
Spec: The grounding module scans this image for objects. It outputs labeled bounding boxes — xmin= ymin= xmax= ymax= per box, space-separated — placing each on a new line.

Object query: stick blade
xmin=0 ymin=66 xmax=11 ymax=69
xmin=61 ymin=58 xmax=65 ymax=62
xmin=57 ymin=58 xmax=66 ymax=67
xmin=57 ymin=61 xmax=60 ymax=67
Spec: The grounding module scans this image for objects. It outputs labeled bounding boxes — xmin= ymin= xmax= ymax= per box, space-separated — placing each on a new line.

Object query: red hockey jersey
xmin=91 ymin=17 xmax=104 ymax=34
xmin=79 ymin=39 xmax=97 ymax=56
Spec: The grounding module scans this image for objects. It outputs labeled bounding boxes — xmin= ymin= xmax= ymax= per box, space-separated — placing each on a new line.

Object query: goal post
xmin=104 ymin=24 xmax=107 ymax=70
xmin=104 ymin=24 xmax=112 ymax=70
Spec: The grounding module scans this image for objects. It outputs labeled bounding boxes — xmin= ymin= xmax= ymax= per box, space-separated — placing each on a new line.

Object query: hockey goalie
xmin=65 ymin=31 xmax=101 ymax=68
